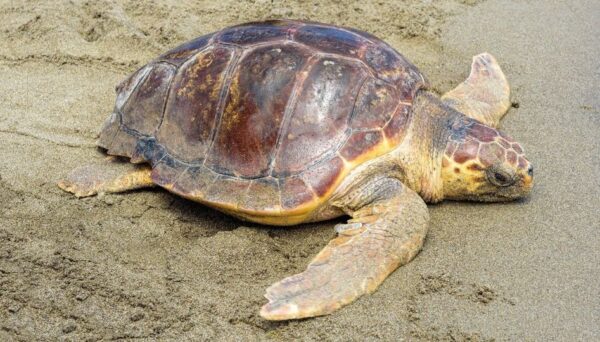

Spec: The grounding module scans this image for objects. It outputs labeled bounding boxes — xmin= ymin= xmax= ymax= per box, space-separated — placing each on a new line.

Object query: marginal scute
xmin=106 ymin=129 xmax=137 ymax=158
xmin=122 ymin=63 xmax=176 ymax=136
xmin=340 ymin=130 xmax=383 ymax=162
xmin=279 ymin=177 xmax=315 ymax=210
xmin=206 ymin=44 xmax=311 ymax=178
xmin=203 ymin=175 xmax=251 ymax=209
xmin=301 ymin=156 xmax=345 ymax=197
xmin=243 ymin=178 xmax=281 ymax=212
xmin=157 ymin=46 xmax=236 ymax=163
xmin=172 ymin=165 xmax=219 ymax=198
xmin=131 ymin=137 xmax=156 ymax=163
xmin=151 ymin=157 xmax=185 ymax=189
xmin=97 ymin=112 xmax=120 ymax=150
xmin=273 ymin=58 xmax=366 ymax=177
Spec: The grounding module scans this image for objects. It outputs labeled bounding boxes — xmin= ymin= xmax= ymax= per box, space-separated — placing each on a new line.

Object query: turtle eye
xmin=494 ymin=172 xmax=508 ymax=183
xmin=486 ymin=168 xmax=514 ymax=187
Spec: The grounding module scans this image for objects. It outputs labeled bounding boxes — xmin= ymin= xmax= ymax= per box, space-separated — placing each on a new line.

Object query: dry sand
xmin=0 ymin=0 xmax=598 ymax=340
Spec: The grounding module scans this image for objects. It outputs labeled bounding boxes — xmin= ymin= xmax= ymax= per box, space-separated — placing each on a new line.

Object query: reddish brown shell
xmin=98 ymin=20 xmax=427 ymax=219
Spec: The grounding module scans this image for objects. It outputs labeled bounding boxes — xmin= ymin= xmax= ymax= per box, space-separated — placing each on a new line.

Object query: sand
xmin=0 ymin=0 xmax=598 ymax=340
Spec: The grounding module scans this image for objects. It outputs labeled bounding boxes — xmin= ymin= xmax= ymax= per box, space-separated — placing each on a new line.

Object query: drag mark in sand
xmin=0 ymin=129 xmax=97 ymax=149
xmin=0 ymin=54 xmax=141 ymax=73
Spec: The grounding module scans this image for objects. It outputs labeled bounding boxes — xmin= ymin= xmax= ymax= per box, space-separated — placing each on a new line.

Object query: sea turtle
xmin=58 ymin=20 xmax=533 ymax=320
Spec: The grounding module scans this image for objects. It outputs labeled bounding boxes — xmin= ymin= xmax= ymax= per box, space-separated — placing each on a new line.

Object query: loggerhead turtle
xmin=58 ymin=20 xmax=533 ymax=320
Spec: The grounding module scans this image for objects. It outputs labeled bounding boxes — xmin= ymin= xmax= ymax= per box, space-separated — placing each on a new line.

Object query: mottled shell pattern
xmin=97 ymin=20 xmax=428 ymax=222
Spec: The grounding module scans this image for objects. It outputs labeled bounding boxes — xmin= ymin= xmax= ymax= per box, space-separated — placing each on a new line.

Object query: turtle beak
xmin=519 ymin=163 xmax=534 ymax=195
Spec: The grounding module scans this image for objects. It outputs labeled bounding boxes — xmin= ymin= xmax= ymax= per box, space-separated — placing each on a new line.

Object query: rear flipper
xmin=58 ymin=157 xmax=154 ymax=197
xmin=442 ymin=53 xmax=511 ymax=128
xmin=260 ymin=178 xmax=429 ymax=320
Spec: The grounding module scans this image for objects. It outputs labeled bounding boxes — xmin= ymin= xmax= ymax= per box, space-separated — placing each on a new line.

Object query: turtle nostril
xmin=527 ymin=165 xmax=534 ymax=177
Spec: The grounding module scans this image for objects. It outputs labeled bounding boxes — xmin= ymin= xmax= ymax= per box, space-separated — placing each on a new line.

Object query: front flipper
xmin=58 ymin=157 xmax=154 ymax=197
xmin=442 ymin=53 xmax=511 ymax=128
xmin=260 ymin=178 xmax=429 ymax=320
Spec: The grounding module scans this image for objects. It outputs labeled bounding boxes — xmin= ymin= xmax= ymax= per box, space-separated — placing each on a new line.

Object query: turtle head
xmin=441 ymin=119 xmax=533 ymax=202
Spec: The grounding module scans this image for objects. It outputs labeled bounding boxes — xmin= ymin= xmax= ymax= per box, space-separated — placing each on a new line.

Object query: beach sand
xmin=0 ymin=0 xmax=598 ymax=340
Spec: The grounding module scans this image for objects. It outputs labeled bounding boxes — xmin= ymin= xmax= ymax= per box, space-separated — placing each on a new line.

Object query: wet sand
xmin=0 ymin=0 xmax=598 ymax=340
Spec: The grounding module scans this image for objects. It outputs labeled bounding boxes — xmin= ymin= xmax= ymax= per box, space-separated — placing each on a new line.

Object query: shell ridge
xmin=201 ymin=45 xmax=243 ymax=170
xmin=117 ymin=66 xmax=152 ymax=114
xmin=207 ymin=30 xmax=219 ymax=46
xmin=117 ymin=120 xmax=144 ymax=138
xmin=101 ymin=112 xmax=124 ymax=151
xmin=326 ymin=71 xmax=370 ymax=163
xmin=268 ymin=54 xmax=318 ymax=177
xmin=215 ymin=40 xmax=280 ymax=50
xmin=155 ymin=60 xmax=179 ymax=69
xmin=345 ymin=76 xmax=370 ymax=132
xmin=152 ymin=62 xmax=179 ymax=137
xmin=166 ymin=40 xmax=215 ymax=67
xmin=159 ymin=41 xmax=214 ymax=72
xmin=382 ymin=97 xmax=407 ymax=128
